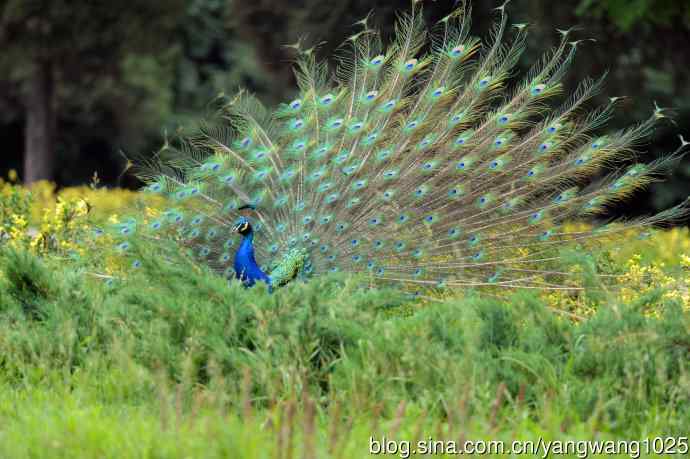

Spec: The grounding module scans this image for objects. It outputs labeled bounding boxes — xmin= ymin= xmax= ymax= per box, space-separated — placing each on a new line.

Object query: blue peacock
xmin=111 ymin=1 xmax=688 ymax=292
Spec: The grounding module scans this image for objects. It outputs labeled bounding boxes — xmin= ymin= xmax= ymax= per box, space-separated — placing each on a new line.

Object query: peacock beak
xmin=234 ymin=222 xmax=249 ymax=233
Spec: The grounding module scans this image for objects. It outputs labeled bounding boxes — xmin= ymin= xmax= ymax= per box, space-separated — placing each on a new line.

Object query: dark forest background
xmin=2 ymin=0 xmax=690 ymax=217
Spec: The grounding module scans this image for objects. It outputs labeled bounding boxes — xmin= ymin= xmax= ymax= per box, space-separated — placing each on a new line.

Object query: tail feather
xmin=110 ymin=2 xmax=688 ymax=291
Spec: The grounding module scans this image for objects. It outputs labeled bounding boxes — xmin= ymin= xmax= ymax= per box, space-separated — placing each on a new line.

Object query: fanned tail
xmin=106 ymin=2 xmax=689 ymax=292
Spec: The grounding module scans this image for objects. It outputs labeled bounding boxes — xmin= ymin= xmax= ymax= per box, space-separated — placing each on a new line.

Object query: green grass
xmin=0 ymin=246 xmax=689 ymax=458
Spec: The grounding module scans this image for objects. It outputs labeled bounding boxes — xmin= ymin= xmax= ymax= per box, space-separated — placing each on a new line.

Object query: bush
xmin=0 ymin=178 xmax=689 ymax=457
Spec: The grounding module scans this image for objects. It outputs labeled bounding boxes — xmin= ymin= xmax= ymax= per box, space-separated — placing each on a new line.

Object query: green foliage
xmin=0 ymin=247 xmax=688 ymax=456
xmin=577 ymin=0 xmax=690 ymax=30
xmin=0 ymin=176 xmax=30 ymax=235
xmin=0 ymin=247 xmax=57 ymax=320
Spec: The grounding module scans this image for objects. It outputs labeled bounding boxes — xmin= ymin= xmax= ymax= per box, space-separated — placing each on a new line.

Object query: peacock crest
xmin=111 ymin=2 xmax=688 ymax=293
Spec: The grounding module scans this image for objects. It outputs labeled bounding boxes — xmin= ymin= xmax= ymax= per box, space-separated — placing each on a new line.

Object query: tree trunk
xmin=24 ymin=60 xmax=55 ymax=184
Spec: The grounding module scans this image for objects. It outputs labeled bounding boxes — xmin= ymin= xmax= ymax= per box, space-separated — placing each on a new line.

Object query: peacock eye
xmin=403 ymin=59 xmax=417 ymax=70
xmin=431 ymin=87 xmax=444 ymax=97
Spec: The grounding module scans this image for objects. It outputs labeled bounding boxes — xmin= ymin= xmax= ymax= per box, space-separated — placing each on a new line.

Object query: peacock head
xmin=233 ymin=216 xmax=252 ymax=236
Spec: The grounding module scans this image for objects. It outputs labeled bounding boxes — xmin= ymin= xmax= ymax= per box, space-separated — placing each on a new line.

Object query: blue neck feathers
xmin=234 ymin=230 xmax=271 ymax=287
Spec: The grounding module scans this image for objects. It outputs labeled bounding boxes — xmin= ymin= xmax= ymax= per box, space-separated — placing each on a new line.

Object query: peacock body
xmin=117 ymin=2 xmax=688 ymax=293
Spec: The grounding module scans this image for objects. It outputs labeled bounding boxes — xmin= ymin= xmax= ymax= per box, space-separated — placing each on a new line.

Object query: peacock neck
xmin=241 ymin=231 xmax=254 ymax=247
xmin=234 ymin=231 xmax=270 ymax=286
xmin=236 ymin=232 xmax=258 ymax=266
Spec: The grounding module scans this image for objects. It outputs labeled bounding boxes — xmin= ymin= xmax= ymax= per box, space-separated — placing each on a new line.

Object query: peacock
xmin=111 ymin=1 xmax=688 ymax=293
